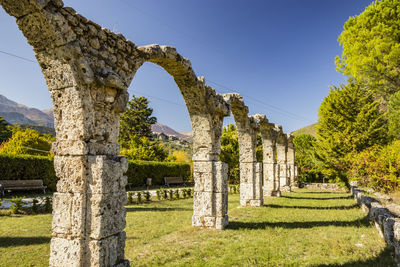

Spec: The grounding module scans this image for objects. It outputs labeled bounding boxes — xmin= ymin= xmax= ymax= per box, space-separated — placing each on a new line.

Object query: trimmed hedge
xmin=0 ymin=154 xmax=192 ymax=191
xmin=126 ymin=160 xmax=191 ymax=187
xmin=0 ymin=154 xmax=57 ymax=191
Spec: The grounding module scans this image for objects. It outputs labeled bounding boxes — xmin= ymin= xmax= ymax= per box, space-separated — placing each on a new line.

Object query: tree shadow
xmin=125 ymin=207 xmax=191 ymax=212
xmin=227 ymin=217 xmax=371 ymax=230
xmin=0 ymin=236 xmax=50 ymax=248
xmin=264 ymin=204 xmax=359 ymax=210
xmin=283 ymin=195 xmax=352 ymax=200
xmin=314 ymin=247 xmax=396 ymax=266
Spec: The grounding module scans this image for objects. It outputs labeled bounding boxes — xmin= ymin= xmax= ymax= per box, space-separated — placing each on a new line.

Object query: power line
xmin=0 ymin=50 xmax=36 ymax=63
xmin=0 ymin=46 xmax=312 ymax=123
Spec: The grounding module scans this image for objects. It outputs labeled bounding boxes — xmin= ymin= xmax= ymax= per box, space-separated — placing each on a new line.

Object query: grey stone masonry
xmin=259 ymin=120 xmax=278 ymax=197
xmin=276 ymin=125 xmax=289 ymax=193
xmin=286 ymin=134 xmax=297 ymax=188
xmin=222 ymin=94 xmax=263 ymax=207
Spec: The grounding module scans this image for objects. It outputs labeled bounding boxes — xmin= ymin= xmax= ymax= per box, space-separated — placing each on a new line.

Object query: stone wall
xmin=303 ymin=183 xmax=345 ymax=191
xmin=351 ymin=185 xmax=400 ymax=264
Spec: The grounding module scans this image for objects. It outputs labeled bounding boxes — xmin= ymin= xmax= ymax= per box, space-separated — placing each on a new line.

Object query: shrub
xmin=162 ymin=189 xmax=168 ymax=200
xmin=168 ymin=190 xmax=174 ymax=200
xmin=144 ymin=191 xmax=151 ymax=202
xmin=127 ymin=192 xmax=134 ymax=204
xmin=0 ymin=155 xmax=191 ymax=192
xmin=347 ymin=141 xmax=400 ymax=193
xmin=233 ymin=186 xmax=237 ymax=194
xmin=31 ymin=198 xmax=39 ymax=214
xmin=182 ymin=189 xmax=187 ymax=198
xmin=126 ymin=160 xmax=191 ymax=187
xmin=136 ymin=192 xmax=142 ymax=204
xmin=10 ymin=196 xmax=24 ymax=214
xmin=156 ymin=190 xmax=161 ymax=200
xmin=44 ymin=196 xmax=52 ymax=212
xmin=0 ymin=154 xmax=57 ymax=191
xmin=187 ymin=188 xmax=192 ymax=197
xmin=174 ymin=189 xmax=180 ymax=199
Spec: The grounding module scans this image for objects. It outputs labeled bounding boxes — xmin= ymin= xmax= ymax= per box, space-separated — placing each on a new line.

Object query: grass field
xmin=0 ymin=189 xmax=395 ymax=266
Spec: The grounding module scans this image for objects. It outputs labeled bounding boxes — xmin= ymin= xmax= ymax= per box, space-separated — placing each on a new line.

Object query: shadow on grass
xmin=283 ymin=195 xmax=352 ymax=200
xmin=228 ymin=217 xmax=371 ymax=230
xmin=0 ymin=236 xmax=50 ymax=248
xmin=125 ymin=207 xmax=191 ymax=212
xmin=291 ymin=191 xmax=348 ymax=194
xmin=315 ymin=247 xmax=396 ymax=267
xmin=264 ymin=204 xmax=359 ymax=210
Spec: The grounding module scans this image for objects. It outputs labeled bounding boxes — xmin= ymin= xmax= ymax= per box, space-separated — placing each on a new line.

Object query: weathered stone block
xmin=88 ymin=192 xmax=127 ymax=239
xmin=87 ymin=156 xmax=128 ymax=194
xmin=54 ymin=156 xmax=87 ymax=193
xmin=86 ymin=232 xmax=126 ymax=267
xmin=49 ymin=237 xmax=84 ymax=267
xmin=52 ymin=192 xmax=86 ymax=237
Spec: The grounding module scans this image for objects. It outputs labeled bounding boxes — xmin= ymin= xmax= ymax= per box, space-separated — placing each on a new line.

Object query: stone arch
xmin=222 ymin=93 xmax=264 ymax=207
xmin=0 ymin=1 xmax=232 ymax=266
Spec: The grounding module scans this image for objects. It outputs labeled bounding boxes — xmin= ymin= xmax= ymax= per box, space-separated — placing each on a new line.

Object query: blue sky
xmin=0 ymin=0 xmax=370 ymax=133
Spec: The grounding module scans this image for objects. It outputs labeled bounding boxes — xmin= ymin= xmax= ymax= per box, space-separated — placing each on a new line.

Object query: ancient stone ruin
xmin=0 ymin=0 xmax=297 ymax=266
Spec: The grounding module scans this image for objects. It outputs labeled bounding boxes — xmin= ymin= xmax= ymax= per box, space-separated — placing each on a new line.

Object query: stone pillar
xmin=276 ymin=127 xmax=289 ymax=193
xmin=260 ymin=122 xmax=279 ymax=197
xmin=192 ymin=161 xmax=228 ymax=229
xmin=287 ymin=134 xmax=297 ymax=188
xmin=251 ymin=162 xmax=263 ymax=206
xmin=191 ymin=94 xmax=230 ymax=229
xmin=222 ymin=94 xmax=263 ymax=207
xmin=47 ymin=78 xmax=132 ymax=267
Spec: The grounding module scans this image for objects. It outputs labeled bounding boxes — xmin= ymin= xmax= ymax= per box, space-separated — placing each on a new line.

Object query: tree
xmin=0 ymin=128 xmax=53 ymax=156
xmin=293 ymin=134 xmax=323 ymax=182
xmin=316 ymin=80 xmax=388 ymax=184
xmin=120 ymin=135 xmax=169 ymax=161
xmin=118 ymin=95 xmax=157 ymax=148
xmin=219 ymin=124 xmax=240 ymax=184
xmin=335 ymin=0 xmax=400 ymax=99
xmin=388 ymin=91 xmax=400 ymax=140
xmin=0 ymin=116 xmax=12 ymax=144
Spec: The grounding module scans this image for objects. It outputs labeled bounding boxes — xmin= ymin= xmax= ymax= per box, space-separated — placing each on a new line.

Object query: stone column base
xmin=192 ymin=161 xmax=228 ymax=230
xmin=249 ymin=199 xmax=263 ymax=207
xmin=192 ymin=215 xmax=229 ymax=230
xmin=281 ymin=185 xmax=291 ymax=192
xmin=271 ymin=190 xmax=282 ymax=197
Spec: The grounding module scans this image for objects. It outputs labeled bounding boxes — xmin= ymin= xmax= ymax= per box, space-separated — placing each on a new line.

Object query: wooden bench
xmin=0 ymin=180 xmax=47 ymax=196
xmin=164 ymin=177 xmax=186 ymax=187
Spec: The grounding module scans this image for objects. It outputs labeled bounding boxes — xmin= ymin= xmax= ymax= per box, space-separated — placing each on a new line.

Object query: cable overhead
xmin=0 ymin=46 xmax=311 ymax=124
xmin=0 ymin=50 xmax=36 ymax=63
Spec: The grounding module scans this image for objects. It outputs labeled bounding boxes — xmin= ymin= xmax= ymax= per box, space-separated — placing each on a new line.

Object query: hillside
xmin=0 ymin=94 xmax=53 ymax=126
xmin=291 ymin=122 xmax=318 ymax=137
xmin=151 ymin=123 xmax=191 ymax=140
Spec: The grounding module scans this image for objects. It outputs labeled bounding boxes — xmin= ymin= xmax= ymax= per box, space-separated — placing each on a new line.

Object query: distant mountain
xmin=13 ymin=123 xmax=56 ymax=136
xmin=0 ymin=94 xmax=54 ymax=127
xmin=151 ymin=123 xmax=191 ymax=140
xmin=291 ymin=122 xmax=318 ymax=137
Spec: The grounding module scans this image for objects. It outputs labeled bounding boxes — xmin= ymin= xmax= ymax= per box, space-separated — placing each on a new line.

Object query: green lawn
xmin=0 ymin=189 xmax=395 ymax=266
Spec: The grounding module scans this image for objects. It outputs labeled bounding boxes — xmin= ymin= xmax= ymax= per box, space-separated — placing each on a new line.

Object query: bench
xmin=164 ymin=177 xmax=186 ymax=187
xmin=0 ymin=180 xmax=47 ymax=196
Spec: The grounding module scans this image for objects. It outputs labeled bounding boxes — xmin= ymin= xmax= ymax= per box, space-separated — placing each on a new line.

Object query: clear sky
xmin=0 ymin=0 xmax=371 ymax=133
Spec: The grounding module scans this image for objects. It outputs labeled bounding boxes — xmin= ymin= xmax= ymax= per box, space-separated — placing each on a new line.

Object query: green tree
xmin=388 ymin=91 xmax=400 ymax=140
xmin=0 ymin=128 xmax=53 ymax=156
xmin=118 ymin=95 xmax=157 ymax=148
xmin=336 ymin=0 xmax=400 ymax=99
xmin=0 ymin=116 xmax=12 ymax=144
xmin=317 ymin=80 xmax=388 ymax=184
xmin=120 ymin=135 xmax=169 ymax=161
xmin=219 ymin=124 xmax=240 ymax=184
xmin=293 ymin=134 xmax=322 ymax=183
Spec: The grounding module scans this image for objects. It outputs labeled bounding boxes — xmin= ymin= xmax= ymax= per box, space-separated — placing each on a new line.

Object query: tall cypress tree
xmin=118 ymin=95 xmax=157 ymax=148
xmin=317 ymin=80 xmax=388 ymax=184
